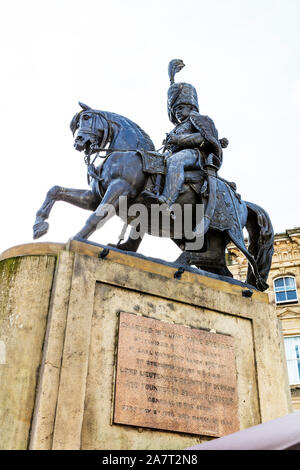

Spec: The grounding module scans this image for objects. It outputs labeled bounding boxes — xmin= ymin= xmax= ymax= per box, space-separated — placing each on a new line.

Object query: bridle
xmin=79 ymin=110 xmax=138 ymax=184
xmin=79 ymin=110 xmax=111 ymax=154
xmin=77 ymin=109 xmax=163 ymax=184
xmin=77 ymin=110 xmax=112 ymax=184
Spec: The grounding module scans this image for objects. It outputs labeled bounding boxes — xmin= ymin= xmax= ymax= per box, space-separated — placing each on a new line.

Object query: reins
xmin=78 ymin=109 xmax=163 ymax=184
xmin=84 ymin=148 xmax=143 ymax=184
xmin=84 ymin=146 xmax=165 ymax=185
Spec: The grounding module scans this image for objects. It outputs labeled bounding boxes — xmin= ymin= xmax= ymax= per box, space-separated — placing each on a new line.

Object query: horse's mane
xmin=127 ymin=118 xmax=155 ymax=150
xmin=70 ymin=108 xmax=155 ymax=151
xmin=101 ymin=111 xmax=155 ymax=151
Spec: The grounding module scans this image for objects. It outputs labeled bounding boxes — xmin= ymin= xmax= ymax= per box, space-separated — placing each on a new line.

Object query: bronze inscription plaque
xmin=113 ymin=312 xmax=239 ymax=437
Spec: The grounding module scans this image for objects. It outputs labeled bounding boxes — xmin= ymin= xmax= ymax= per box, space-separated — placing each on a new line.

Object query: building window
xmin=284 ymin=336 xmax=300 ymax=385
xmin=274 ymin=276 xmax=298 ymax=304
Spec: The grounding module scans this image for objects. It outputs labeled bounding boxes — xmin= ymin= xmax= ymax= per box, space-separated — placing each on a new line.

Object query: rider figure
xmin=155 ymin=59 xmax=224 ymax=208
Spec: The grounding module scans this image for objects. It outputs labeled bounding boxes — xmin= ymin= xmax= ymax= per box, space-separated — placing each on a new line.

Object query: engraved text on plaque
xmin=113 ymin=312 xmax=239 ymax=437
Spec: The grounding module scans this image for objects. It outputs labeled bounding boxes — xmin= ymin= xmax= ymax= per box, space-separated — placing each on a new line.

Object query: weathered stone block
xmin=0 ymin=241 xmax=292 ymax=450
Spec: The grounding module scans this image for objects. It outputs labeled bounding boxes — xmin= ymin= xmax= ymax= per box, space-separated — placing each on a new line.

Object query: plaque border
xmin=112 ymin=310 xmax=239 ymax=437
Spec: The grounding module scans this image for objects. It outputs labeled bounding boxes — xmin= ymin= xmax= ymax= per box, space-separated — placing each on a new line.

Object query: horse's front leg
xmin=73 ymin=178 xmax=134 ymax=240
xmin=108 ymin=225 xmax=145 ymax=252
xmin=116 ymin=226 xmax=145 ymax=252
xmin=33 ymin=186 xmax=99 ymax=239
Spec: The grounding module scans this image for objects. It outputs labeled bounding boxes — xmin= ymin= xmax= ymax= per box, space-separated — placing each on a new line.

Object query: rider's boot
xmin=158 ymin=166 xmax=183 ymax=210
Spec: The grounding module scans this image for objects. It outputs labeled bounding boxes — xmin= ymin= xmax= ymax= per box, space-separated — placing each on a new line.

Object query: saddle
xmin=140 ymin=149 xmax=238 ymax=193
xmin=139 ymin=150 xmax=241 ymax=233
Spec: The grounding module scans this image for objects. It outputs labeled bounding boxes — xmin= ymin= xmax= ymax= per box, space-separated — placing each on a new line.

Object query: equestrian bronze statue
xmin=33 ymin=59 xmax=274 ymax=291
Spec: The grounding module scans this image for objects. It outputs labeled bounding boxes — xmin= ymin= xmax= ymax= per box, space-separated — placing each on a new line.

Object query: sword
xmin=194 ymin=153 xmax=218 ymax=236
xmin=152 ymin=142 xmax=170 ymax=196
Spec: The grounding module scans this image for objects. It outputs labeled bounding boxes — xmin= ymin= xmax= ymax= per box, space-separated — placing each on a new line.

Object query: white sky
xmin=0 ymin=0 xmax=299 ymax=260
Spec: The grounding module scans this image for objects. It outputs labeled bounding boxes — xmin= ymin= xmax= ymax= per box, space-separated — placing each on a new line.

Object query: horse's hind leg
xmin=73 ymin=178 xmax=133 ymax=240
xmin=33 ymin=186 xmax=99 ymax=239
xmin=173 ymin=230 xmax=233 ymax=277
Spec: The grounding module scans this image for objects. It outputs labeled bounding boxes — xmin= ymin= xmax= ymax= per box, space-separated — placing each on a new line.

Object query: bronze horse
xmin=33 ymin=103 xmax=274 ymax=291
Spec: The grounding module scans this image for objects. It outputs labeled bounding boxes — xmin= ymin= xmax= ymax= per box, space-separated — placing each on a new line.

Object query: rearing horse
xmin=33 ymin=102 xmax=274 ymax=291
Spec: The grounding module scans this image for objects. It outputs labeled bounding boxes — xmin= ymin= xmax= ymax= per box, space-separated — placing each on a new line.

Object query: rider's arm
xmin=173 ymin=132 xmax=205 ymax=149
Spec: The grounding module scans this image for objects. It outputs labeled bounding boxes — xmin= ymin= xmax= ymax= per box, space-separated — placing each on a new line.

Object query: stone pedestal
xmin=0 ymin=241 xmax=292 ymax=450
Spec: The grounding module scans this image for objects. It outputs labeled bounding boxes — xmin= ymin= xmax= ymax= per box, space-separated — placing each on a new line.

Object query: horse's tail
xmin=245 ymin=201 xmax=274 ymax=289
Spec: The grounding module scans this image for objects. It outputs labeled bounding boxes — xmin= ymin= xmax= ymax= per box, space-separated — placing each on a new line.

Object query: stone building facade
xmin=227 ymin=227 xmax=300 ymax=410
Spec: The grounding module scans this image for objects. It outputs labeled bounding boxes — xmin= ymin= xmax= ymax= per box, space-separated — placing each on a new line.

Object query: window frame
xmin=283 ymin=335 xmax=300 ymax=386
xmin=273 ymin=275 xmax=298 ymax=305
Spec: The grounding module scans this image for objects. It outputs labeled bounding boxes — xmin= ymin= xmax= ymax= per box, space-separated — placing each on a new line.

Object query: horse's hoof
xmin=174 ymin=252 xmax=192 ymax=267
xmin=256 ymin=278 xmax=269 ymax=292
xmin=112 ymin=242 xmax=130 ymax=251
xmin=33 ymin=221 xmax=49 ymax=239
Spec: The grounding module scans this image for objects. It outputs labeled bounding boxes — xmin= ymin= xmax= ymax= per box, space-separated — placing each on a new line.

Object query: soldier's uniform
xmin=158 ymin=60 xmax=223 ymax=208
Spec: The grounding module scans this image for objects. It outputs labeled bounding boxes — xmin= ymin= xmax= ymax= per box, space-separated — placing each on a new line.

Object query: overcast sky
xmin=0 ymin=0 xmax=299 ymax=260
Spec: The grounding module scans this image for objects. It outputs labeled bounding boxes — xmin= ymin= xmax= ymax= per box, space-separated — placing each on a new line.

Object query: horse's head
xmin=70 ymin=102 xmax=110 ymax=154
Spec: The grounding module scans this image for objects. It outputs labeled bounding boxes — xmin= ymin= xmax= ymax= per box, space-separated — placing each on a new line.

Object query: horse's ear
xmin=79 ymin=101 xmax=91 ymax=110
xmin=70 ymin=112 xmax=80 ymax=136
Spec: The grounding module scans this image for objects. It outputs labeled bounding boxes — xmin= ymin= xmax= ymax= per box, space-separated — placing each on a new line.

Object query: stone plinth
xmin=0 ymin=241 xmax=293 ymax=450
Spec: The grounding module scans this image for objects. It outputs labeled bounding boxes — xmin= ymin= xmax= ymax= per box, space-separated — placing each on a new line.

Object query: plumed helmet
xmin=167 ymin=59 xmax=199 ymax=124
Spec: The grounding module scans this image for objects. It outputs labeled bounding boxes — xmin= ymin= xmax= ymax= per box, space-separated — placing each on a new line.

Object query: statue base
xmin=0 ymin=241 xmax=292 ymax=450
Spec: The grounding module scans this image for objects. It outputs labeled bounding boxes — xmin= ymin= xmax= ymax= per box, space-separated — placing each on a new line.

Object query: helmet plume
xmin=168 ymin=59 xmax=185 ymax=85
